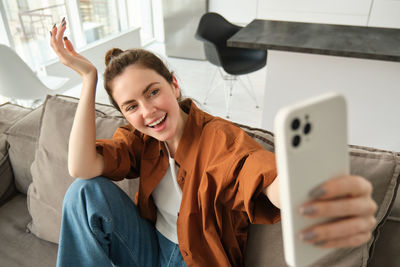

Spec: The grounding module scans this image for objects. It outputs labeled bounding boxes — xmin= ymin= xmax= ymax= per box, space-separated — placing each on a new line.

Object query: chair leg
xmin=203 ymin=67 xmax=219 ymax=105
xmin=224 ymin=78 xmax=235 ymax=119
xmin=238 ymin=75 xmax=260 ymax=109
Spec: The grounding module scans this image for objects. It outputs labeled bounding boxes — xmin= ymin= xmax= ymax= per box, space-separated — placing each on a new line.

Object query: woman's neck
xmin=165 ymin=108 xmax=188 ymax=157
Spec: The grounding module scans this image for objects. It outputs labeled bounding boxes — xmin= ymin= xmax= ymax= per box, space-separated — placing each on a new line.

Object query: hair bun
xmin=105 ymin=48 xmax=124 ymax=66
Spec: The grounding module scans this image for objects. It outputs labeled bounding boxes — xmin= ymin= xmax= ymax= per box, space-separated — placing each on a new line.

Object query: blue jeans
xmin=57 ymin=177 xmax=186 ymax=267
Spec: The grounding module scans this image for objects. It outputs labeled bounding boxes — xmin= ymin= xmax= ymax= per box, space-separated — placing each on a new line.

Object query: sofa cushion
xmin=5 ymin=107 xmax=43 ymax=194
xmin=27 ymin=95 xmax=139 ymax=244
xmin=240 ymin=126 xmax=400 ymax=267
xmin=0 ymin=102 xmax=32 ymax=134
xmin=0 ymin=193 xmax=57 ymax=266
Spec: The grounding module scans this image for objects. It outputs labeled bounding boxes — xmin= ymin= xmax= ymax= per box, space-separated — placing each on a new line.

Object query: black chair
xmin=195 ymin=12 xmax=267 ymax=118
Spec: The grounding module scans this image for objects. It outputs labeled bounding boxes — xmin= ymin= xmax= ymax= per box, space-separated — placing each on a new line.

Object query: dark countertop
xmin=227 ymin=19 xmax=400 ymax=62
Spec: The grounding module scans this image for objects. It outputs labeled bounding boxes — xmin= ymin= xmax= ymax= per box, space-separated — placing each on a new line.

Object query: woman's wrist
xmin=82 ymin=69 xmax=98 ymax=84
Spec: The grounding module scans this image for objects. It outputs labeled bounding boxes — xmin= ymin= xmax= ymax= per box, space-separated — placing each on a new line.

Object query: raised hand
xmin=49 ymin=18 xmax=97 ymax=78
xmin=299 ymin=175 xmax=378 ymax=248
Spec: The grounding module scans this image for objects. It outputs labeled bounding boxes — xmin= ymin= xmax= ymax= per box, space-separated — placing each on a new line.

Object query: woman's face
xmin=111 ymin=65 xmax=185 ymax=144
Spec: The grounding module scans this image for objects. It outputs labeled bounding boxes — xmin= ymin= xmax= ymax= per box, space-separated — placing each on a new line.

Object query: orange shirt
xmin=96 ymin=100 xmax=280 ymax=266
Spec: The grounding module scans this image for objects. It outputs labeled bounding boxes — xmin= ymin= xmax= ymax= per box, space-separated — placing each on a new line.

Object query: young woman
xmin=50 ymin=20 xmax=377 ymax=267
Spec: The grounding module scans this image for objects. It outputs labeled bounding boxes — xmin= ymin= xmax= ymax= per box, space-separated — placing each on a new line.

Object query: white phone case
xmin=274 ymin=93 xmax=349 ymax=267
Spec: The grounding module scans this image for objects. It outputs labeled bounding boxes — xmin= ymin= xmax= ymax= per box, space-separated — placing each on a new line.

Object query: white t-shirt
xmin=152 ymin=143 xmax=182 ymax=244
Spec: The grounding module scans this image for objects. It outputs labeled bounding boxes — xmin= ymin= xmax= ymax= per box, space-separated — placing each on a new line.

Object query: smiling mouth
xmin=147 ymin=114 xmax=167 ymax=128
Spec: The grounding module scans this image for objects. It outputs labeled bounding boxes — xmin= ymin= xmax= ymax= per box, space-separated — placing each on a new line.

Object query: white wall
xmin=368 ymin=0 xmax=400 ymax=28
xmin=209 ymin=0 xmax=258 ymax=25
xmin=256 ymin=0 xmax=372 ymax=26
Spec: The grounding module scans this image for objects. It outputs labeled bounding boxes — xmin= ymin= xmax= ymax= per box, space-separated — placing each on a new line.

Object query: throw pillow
xmin=27 ymin=95 xmax=138 ymax=244
xmin=0 ymin=102 xmax=32 ymax=133
xmin=5 ymin=107 xmax=43 ymax=193
xmin=0 ymin=102 xmax=32 ymax=203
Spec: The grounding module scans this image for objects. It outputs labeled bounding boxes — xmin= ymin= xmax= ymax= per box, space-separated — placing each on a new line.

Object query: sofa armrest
xmin=367 ymin=182 xmax=400 ymax=267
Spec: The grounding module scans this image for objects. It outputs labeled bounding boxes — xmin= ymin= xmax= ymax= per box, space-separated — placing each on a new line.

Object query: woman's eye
xmin=149 ymin=89 xmax=159 ymax=97
xmin=126 ymin=104 xmax=137 ymax=112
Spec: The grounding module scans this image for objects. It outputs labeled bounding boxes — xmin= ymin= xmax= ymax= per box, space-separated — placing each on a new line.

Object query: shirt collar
xmin=174 ymin=99 xmax=209 ymax=166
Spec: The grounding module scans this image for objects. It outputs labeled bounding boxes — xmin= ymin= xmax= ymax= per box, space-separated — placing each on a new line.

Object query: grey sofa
xmin=0 ymin=95 xmax=399 ymax=267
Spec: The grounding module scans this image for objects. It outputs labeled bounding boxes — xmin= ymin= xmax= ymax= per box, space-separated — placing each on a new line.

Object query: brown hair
xmin=103 ymin=48 xmax=175 ymax=112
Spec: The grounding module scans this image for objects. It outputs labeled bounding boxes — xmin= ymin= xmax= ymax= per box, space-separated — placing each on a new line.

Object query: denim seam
xmin=167 ymin=245 xmax=177 ymax=267
xmin=113 ymin=230 xmax=141 ymax=267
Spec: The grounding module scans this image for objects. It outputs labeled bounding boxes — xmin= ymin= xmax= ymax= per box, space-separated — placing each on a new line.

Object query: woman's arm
xmin=50 ymin=19 xmax=104 ymax=178
xmin=263 ymin=176 xmax=280 ymax=208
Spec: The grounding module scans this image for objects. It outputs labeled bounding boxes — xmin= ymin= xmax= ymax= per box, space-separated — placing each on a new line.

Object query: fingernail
xmin=300 ymin=205 xmax=317 ymax=215
xmin=314 ymin=240 xmax=326 ymax=246
xmin=61 ymin=17 xmax=65 ymax=22
xmin=53 ymin=23 xmax=56 ymax=29
xmin=300 ymin=231 xmax=317 ymax=241
xmin=63 ymin=36 xmax=68 ymax=41
xmin=49 ymin=31 xmax=52 ymax=36
xmin=309 ymin=185 xmax=326 ymax=199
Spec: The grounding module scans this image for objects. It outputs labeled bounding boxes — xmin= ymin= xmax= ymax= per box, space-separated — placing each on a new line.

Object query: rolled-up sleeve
xmin=222 ymin=130 xmax=280 ymax=224
xmin=95 ymin=125 xmax=142 ymax=181
xmin=231 ymin=150 xmax=280 ymax=224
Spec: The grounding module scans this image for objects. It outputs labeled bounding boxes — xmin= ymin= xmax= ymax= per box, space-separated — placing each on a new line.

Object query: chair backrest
xmin=196 ymin=12 xmax=241 ymax=46
xmin=195 ymin=12 xmax=241 ymax=66
xmin=0 ymin=44 xmax=49 ymax=100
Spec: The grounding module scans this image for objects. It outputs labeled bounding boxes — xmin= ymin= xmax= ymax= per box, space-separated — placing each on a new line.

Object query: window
xmin=0 ymin=0 xmax=156 ymax=71
xmin=2 ymin=0 xmax=68 ymax=70
xmin=78 ymin=0 xmax=120 ymax=44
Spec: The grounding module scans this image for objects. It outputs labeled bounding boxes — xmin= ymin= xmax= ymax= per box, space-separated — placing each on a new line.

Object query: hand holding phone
xmin=274 ymin=93 xmax=349 ymax=267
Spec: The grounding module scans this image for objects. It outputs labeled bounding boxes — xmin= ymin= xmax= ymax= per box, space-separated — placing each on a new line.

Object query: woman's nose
xmin=141 ymin=102 xmax=155 ymax=118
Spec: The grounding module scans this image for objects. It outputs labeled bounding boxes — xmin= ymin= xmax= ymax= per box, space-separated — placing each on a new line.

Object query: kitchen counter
xmin=228 ymin=19 xmax=400 ymax=62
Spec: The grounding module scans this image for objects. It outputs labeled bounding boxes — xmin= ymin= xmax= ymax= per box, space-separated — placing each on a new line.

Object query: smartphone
xmin=274 ymin=92 xmax=350 ymax=267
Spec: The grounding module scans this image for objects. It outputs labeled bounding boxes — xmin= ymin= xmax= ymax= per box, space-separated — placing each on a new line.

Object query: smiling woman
xmin=49 ymin=20 xmax=377 ymax=267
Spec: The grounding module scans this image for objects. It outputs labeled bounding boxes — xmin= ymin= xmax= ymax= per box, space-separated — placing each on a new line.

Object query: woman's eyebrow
xmin=142 ymin=82 xmax=160 ymax=95
xmin=121 ymin=82 xmax=160 ymax=109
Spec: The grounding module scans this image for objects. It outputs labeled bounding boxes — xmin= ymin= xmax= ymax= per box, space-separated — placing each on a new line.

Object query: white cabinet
xmin=256 ymin=0 xmax=373 ymax=26
xmin=368 ymin=0 xmax=400 ymax=28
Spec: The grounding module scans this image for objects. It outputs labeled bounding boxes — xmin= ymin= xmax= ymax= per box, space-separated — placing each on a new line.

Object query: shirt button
xmin=178 ymin=176 xmax=184 ymax=182
xmin=182 ymin=250 xmax=189 ymax=256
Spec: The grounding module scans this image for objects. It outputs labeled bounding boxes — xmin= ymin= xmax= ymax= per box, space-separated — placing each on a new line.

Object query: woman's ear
xmin=172 ymin=75 xmax=181 ymax=98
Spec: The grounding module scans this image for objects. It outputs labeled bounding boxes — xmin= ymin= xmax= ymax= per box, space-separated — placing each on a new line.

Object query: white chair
xmin=0 ymin=44 xmax=68 ymax=106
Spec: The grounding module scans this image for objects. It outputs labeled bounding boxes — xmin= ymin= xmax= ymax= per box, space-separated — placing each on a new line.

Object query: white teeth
xmin=148 ymin=115 xmax=166 ymax=127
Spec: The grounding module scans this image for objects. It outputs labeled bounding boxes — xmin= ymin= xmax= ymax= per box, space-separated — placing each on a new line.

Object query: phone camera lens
xmin=292 ymin=135 xmax=301 ymax=147
xmin=303 ymin=123 xmax=312 ymax=135
xmin=291 ymin=118 xmax=300 ymax=130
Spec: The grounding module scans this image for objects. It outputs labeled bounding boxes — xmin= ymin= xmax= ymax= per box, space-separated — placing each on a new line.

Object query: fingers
xmin=56 ymin=19 xmax=67 ymax=46
xmin=300 ymin=215 xmax=376 ymax=248
xmin=63 ymin=37 xmax=75 ymax=53
xmin=298 ymin=175 xmax=378 ymax=249
xmin=50 ymin=18 xmax=67 ymax=50
xmin=309 ymin=175 xmax=373 ymax=201
xmin=300 ymin=196 xmax=378 ymax=218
